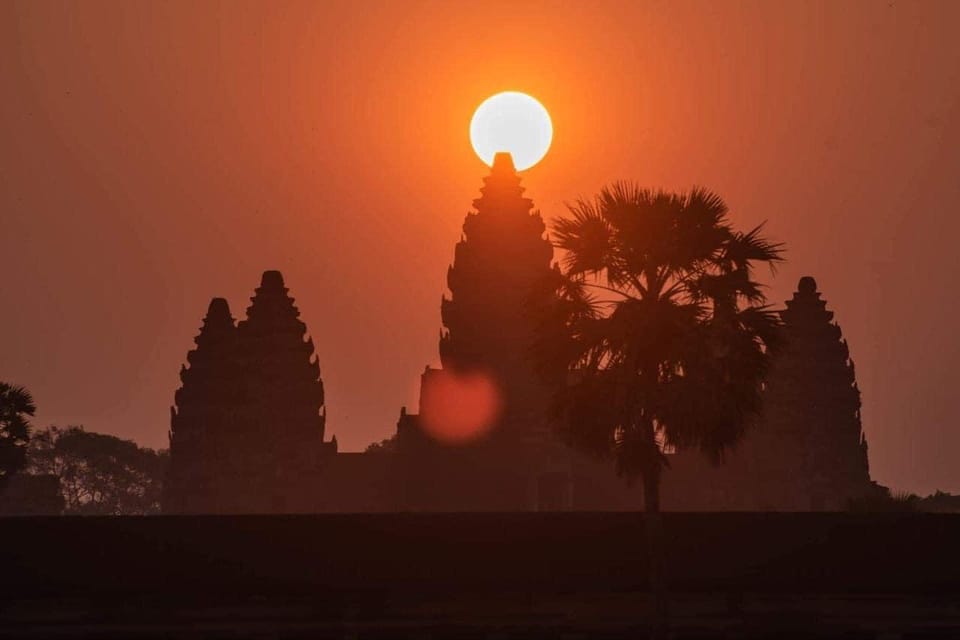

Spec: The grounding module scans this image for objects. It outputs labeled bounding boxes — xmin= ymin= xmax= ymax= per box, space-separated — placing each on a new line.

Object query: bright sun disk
xmin=470 ymin=92 xmax=552 ymax=171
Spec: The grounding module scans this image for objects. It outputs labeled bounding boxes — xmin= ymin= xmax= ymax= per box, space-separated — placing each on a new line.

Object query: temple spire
xmin=165 ymin=272 xmax=334 ymax=514
xmin=470 ymin=152 xmax=533 ymax=216
xmin=421 ymin=150 xmax=558 ymax=452
xmin=163 ymin=297 xmax=239 ymax=514
xmin=746 ymin=276 xmax=872 ymax=510
xmin=235 ymin=270 xmax=330 ymax=511
xmin=440 ymin=152 xmax=553 ymax=374
xmin=389 ymin=156 xmax=569 ymax=510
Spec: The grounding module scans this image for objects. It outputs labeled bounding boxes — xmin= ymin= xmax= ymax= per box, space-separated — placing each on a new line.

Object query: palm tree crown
xmin=0 ymin=382 xmax=36 ymax=489
xmin=538 ymin=183 xmax=783 ymax=511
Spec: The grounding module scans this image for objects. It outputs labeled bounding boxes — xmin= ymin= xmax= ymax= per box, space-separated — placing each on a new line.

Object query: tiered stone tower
xmin=758 ymin=276 xmax=872 ymax=509
xmin=441 ymin=155 xmax=551 ymax=362
xmin=164 ymin=271 xmax=333 ymax=514
xmin=441 ymin=153 xmax=556 ymax=442
xmin=764 ymin=276 xmax=871 ymax=509
xmin=236 ymin=270 xmax=332 ymax=512
xmin=663 ymin=276 xmax=875 ymax=511
xmin=395 ymin=153 xmax=569 ymax=510
xmin=163 ymin=298 xmax=238 ymax=513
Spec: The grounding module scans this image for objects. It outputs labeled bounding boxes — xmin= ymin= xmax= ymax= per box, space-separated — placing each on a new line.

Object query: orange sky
xmin=2 ymin=1 xmax=958 ymax=495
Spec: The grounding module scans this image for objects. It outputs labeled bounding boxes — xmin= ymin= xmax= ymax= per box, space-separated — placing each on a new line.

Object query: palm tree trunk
xmin=642 ymin=462 xmax=669 ymax=640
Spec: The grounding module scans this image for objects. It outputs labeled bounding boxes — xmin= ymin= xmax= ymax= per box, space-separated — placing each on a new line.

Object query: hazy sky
xmin=2 ymin=1 xmax=958 ymax=495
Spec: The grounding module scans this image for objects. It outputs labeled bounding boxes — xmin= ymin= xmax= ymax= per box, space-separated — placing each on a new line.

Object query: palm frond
xmin=688 ymin=268 xmax=766 ymax=305
xmin=0 ymin=383 xmax=37 ymax=417
xmin=725 ymin=223 xmax=784 ymax=272
xmin=553 ymin=198 xmax=615 ymax=277
xmin=685 ymin=187 xmax=729 ymax=227
xmin=736 ymin=305 xmax=785 ymax=354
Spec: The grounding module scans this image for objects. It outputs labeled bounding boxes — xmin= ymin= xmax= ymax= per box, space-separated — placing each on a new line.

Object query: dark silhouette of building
xmin=164 ymin=272 xmax=335 ymax=514
xmin=163 ymin=168 xmax=876 ymax=513
xmin=393 ymin=152 xmax=576 ymax=510
xmin=235 ymin=270 xmax=334 ymax=512
xmin=664 ymin=277 xmax=876 ymax=510
xmin=745 ymin=276 xmax=873 ymax=509
xmin=163 ymin=298 xmax=238 ymax=513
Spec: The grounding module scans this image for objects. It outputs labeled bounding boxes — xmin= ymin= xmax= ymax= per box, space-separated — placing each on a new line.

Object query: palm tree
xmin=536 ymin=183 xmax=783 ymax=634
xmin=0 ymin=382 xmax=36 ymax=491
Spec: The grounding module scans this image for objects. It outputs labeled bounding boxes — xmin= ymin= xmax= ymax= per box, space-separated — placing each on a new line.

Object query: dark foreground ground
xmin=1 ymin=513 xmax=959 ymax=639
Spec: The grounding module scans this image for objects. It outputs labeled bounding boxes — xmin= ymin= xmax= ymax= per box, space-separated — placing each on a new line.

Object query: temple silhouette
xmin=162 ymin=272 xmax=335 ymax=513
xmin=391 ymin=153 xmax=575 ymax=510
xmin=163 ymin=154 xmax=876 ymax=514
xmin=661 ymin=275 xmax=875 ymax=510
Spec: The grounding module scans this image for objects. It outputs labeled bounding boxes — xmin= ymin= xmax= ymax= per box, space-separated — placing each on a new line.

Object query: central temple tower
xmin=439 ymin=152 xmax=556 ymax=444
xmin=394 ymin=153 xmax=569 ymax=509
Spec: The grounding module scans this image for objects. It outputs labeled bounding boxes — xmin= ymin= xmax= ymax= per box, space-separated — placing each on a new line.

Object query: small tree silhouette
xmin=535 ymin=184 xmax=782 ymax=635
xmin=29 ymin=426 xmax=168 ymax=515
xmin=0 ymin=382 xmax=35 ymax=491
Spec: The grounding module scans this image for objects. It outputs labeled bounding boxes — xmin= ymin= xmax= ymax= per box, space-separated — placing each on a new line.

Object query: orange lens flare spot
xmin=420 ymin=370 xmax=502 ymax=445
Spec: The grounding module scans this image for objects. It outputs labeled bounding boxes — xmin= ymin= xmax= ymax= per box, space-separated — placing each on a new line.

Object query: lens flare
xmin=419 ymin=370 xmax=502 ymax=445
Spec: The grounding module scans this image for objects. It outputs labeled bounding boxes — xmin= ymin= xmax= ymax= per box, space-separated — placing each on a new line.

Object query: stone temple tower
xmin=745 ymin=276 xmax=873 ymax=510
xmin=163 ymin=298 xmax=238 ymax=514
xmin=164 ymin=271 xmax=334 ymax=514
xmin=439 ymin=152 xmax=557 ymax=444
xmin=236 ymin=270 xmax=333 ymax=512
xmin=394 ymin=153 xmax=570 ymax=510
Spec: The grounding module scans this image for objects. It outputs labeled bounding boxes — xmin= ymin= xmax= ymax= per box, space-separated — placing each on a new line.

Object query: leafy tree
xmin=28 ymin=426 xmax=168 ymax=515
xmin=0 ymin=382 xmax=35 ymax=491
xmin=537 ymin=184 xmax=782 ymax=634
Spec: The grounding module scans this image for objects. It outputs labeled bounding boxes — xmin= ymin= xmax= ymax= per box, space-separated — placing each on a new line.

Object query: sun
xmin=469 ymin=92 xmax=553 ymax=171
